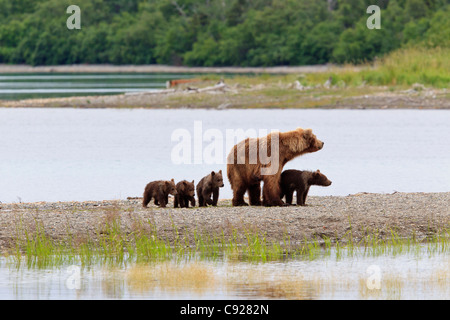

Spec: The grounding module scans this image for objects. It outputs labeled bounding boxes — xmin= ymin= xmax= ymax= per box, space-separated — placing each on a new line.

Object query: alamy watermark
xmin=171 ymin=121 xmax=280 ymax=175
xmin=366 ymin=265 xmax=382 ymax=290
xmin=67 ymin=5 xmax=81 ymax=30
xmin=66 ymin=265 xmax=81 ymax=290
xmin=66 ymin=4 xmax=379 ymax=31
xmin=367 ymin=5 xmax=381 ymax=29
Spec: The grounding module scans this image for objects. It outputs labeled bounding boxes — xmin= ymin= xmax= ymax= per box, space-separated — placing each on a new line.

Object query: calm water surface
xmin=0 ymin=108 xmax=449 ymax=203
xmin=0 ymin=73 xmax=197 ymax=100
xmin=0 ymin=247 xmax=448 ymax=299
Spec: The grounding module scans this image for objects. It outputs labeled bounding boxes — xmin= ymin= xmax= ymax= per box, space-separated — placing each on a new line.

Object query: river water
xmin=0 ymin=246 xmax=448 ymax=300
xmin=0 ymin=73 xmax=197 ymax=100
xmin=0 ymin=108 xmax=449 ymax=203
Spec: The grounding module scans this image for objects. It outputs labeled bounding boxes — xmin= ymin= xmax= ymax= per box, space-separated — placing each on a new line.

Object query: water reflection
xmin=1 ymin=248 xmax=449 ymax=300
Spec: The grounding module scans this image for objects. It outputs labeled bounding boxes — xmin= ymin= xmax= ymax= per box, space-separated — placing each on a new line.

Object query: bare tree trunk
xmin=172 ymin=1 xmax=187 ymax=17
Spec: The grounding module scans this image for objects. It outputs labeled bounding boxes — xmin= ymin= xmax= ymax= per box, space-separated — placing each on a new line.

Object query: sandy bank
xmin=0 ymin=192 xmax=449 ymax=251
xmin=0 ymin=64 xmax=337 ymax=74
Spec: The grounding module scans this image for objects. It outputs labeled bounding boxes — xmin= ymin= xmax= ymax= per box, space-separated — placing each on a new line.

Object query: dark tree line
xmin=0 ymin=0 xmax=448 ymax=66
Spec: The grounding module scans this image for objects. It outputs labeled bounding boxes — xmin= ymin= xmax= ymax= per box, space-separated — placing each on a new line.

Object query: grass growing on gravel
xmin=303 ymin=47 xmax=449 ymax=88
xmin=7 ymin=212 xmax=450 ymax=268
xmin=205 ymin=47 xmax=449 ymax=90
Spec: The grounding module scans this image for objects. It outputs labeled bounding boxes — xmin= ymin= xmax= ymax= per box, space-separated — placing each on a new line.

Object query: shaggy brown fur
xmin=227 ymin=128 xmax=324 ymax=207
xmin=142 ymin=179 xmax=177 ymax=208
xmin=174 ymin=180 xmax=196 ymax=208
xmin=196 ymin=170 xmax=225 ymax=207
xmin=280 ymin=169 xmax=332 ymax=206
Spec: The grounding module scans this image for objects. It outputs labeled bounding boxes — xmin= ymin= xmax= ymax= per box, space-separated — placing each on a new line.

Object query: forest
xmin=0 ymin=0 xmax=448 ymax=66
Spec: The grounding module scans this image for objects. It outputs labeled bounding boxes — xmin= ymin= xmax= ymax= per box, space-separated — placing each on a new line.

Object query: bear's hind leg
xmin=143 ymin=194 xmax=151 ymax=208
xmin=248 ymin=184 xmax=262 ymax=206
xmin=232 ymin=184 xmax=249 ymax=206
xmin=297 ymin=190 xmax=306 ymax=206
xmin=285 ymin=190 xmax=294 ymax=205
xmin=198 ymin=194 xmax=205 ymax=207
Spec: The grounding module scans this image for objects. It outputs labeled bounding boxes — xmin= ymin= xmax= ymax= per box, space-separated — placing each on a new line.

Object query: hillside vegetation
xmin=0 ymin=0 xmax=448 ymax=66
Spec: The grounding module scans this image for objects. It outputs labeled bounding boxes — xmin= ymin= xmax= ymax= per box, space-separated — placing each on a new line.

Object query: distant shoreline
xmin=0 ymin=64 xmax=343 ymax=74
xmin=1 ymin=65 xmax=447 ymax=109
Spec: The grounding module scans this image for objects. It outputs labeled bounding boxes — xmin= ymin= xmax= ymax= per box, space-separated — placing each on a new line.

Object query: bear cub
xmin=197 ymin=170 xmax=225 ymax=207
xmin=143 ymin=179 xmax=177 ymax=208
xmin=174 ymin=180 xmax=196 ymax=208
xmin=280 ymin=169 xmax=332 ymax=206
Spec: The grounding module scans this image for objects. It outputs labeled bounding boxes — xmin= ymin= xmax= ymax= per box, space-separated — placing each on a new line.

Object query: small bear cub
xmin=174 ymin=180 xmax=196 ymax=208
xmin=196 ymin=170 xmax=225 ymax=207
xmin=280 ymin=169 xmax=332 ymax=206
xmin=143 ymin=179 xmax=177 ymax=208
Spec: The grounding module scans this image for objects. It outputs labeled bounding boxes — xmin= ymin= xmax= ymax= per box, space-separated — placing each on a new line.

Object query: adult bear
xmin=226 ymin=128 xmax=324 ymax=207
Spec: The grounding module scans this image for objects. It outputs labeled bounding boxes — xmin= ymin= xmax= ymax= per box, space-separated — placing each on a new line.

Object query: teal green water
xmin=0 ymin=73 xmax=198 ymax=100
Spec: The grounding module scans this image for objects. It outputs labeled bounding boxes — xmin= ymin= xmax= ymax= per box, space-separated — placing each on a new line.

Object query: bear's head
xmin=302 ymin=128 xmax=324 ymax=153
xmin=166 ymin=179 xmax=178 ymax=195
xmin=310 ymin=170 xmax=332 ymax=187
xmin=281 ymin=128 xmax=324 ymax=154
xmin=180 ymin=180 xmax=195 ymax=197
xmin=211 ymin=170 xmax=225 ymax=188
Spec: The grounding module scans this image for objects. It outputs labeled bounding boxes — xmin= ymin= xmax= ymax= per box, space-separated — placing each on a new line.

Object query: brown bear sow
xmin=280 ymin=169 xmax=332 ymax=206
xmin=196 ymin=170 xmax=225 ymax=207
xmin=142 ymin=179 xmax=177 ymax=208
xmin=227 ymin=128 xmax=324 ymax=207
xmin=174 ymin=180 xmax=196 ymax=208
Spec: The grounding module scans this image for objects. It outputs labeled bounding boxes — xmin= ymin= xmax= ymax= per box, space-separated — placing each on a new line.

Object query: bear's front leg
xmin=212 ymin=188 xmax=219 ymax=206
xmin=190 ymin=196 xmax=196 ymax=208
xmin=178 ymin=196 xmax=186 ymax=208
xmin=262 ymin=176 xmax=284 ymax=207
xmin=300 ymin=186 xmax=310 ymax=206
xmin=203 ymin=190 xmax=213 ymax=206
xmin=297 ymin=190 xmax=305 ymax=206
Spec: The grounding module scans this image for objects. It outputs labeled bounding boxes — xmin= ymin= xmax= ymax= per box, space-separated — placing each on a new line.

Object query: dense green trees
xmin=0 ymin=0 xmax=448 ymax=66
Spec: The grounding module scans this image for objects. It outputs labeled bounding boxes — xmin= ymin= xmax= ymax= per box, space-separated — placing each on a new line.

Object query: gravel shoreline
xmin=1 ymin=192 xmax=449 ymax=251
xmin=0 ymin=64 xmax=336 ymax=74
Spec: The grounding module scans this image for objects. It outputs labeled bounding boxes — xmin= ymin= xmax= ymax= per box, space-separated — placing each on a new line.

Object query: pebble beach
xmin=1 ymin=192 xmax=449 ymax=251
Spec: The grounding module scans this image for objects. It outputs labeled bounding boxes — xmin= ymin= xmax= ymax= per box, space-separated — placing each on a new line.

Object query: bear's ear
xmin=211 ymin=171 xmax=215 ymax=177
xmin=303 ymin=128 xmax=313 ymax=138
xmin=191 ymin=180 xmax=194 ymax=184
xmin=218 ymin=170 xmax=222 ymax=174
xmin=171 ymin=178 xmax=175 ymax=182
xmin=183 ymin=181 xmax=187 ymax=186
xmin=316 ymin=169 xmax=321 ymax=173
